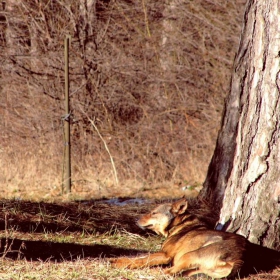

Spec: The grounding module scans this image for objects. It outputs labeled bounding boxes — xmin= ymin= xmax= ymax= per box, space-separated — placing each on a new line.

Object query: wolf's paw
xmin=164 ymin=266 xmax=185 ymax=275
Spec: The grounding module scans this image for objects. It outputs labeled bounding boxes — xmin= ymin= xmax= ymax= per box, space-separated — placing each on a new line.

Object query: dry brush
xmin=0 ymin=0 xmax=246 ymax=198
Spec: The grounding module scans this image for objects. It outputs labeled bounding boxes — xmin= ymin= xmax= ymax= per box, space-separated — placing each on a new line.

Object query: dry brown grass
xmin=0 ymin=0 xmax=246 ymax=195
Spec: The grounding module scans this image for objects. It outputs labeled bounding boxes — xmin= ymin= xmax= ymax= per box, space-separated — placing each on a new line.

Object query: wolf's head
xmin=137 ymin=198 xmax=189 ymax=237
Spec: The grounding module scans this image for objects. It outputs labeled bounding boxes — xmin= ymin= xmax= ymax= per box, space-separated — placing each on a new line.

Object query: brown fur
xmin=110 ymin=198 xmax=247 ymax=278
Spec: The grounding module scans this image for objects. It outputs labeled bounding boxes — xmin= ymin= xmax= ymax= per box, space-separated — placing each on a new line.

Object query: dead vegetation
xmin=0 ymin=0 xmax=246 ymax=197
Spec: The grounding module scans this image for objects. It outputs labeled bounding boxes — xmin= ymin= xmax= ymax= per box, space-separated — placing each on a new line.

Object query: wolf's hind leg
xmin=165 ymin=251 xmax=235 ymax=279
xmin=164 ymin=251 xmax=199 ymax=275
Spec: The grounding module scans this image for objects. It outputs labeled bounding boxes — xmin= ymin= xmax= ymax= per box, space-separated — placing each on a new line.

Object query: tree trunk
xmin=200 ymin=0 xmax=280 ymax=250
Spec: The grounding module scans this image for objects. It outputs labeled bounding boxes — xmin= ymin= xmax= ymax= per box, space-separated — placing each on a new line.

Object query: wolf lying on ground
xmin=110 ymin=197 xmax=247 ymax=278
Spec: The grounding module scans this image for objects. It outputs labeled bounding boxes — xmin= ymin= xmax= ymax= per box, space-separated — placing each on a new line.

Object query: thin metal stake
xmin=64 ymin=35 xmax=71 ymax=193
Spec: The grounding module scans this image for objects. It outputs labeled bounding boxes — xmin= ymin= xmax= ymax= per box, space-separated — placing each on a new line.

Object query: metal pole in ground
xmin=64 ymin=35 xmax=71 ymax=193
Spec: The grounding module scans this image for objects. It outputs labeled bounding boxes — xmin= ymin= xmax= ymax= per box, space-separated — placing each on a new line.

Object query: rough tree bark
xmin=200 ymin=0 xmax=280 ymax=250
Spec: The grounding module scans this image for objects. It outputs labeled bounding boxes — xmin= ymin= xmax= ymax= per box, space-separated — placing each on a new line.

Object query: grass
xmin=0 ymin=198 xmax=279 ymax=280
xmin=0 ymin=233 xmax=162 ymax=280
xmin=0 ymin=199 xmax=168 ymax=279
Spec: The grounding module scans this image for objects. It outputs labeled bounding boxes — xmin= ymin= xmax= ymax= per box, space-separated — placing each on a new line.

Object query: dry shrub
xmin=0 ymin=0 xmax=246 ymax=198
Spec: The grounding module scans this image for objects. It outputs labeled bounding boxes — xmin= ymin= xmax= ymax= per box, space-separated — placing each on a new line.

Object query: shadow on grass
xmin=0 ymin=199 xmax=153 ymax=262
xmin=240 ymin=242 xmax=280 ymax=278
xmin=0 ymin=238 xmax=147 ymax=262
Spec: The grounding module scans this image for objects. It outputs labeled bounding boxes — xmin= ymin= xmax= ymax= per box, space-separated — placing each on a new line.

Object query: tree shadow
xmin=0 ymin=199 xmax=155 ymax=236
xmin=0 ymin=238 xmax=147 ymax=262
xmin=0 ymin=199 xmax=153 ymax=263
xmin=239 ymin=242 xmax=280 ymax=278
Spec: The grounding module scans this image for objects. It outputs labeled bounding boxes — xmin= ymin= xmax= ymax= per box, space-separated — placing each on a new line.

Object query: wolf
xmin=110 ymin=197 xmax=247 ymax=278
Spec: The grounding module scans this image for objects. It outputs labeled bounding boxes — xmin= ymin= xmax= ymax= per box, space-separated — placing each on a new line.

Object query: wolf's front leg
xmin=110 ymin=252 xmax=171 ymax=269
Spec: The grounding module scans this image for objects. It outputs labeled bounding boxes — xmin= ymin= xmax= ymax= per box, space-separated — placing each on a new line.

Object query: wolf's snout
xmin=137 ymin=218 xmax=153 ymax=230
xmin=136 ymin=219 xmax=145 ymax=230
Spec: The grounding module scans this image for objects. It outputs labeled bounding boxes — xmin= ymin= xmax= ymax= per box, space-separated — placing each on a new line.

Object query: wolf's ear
xmin=172 ymin=197 xmax=188 ymax=215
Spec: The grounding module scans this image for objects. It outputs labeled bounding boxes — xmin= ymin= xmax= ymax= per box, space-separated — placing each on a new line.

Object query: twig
xmin=88 ymin=117 xmax=119 ymax=186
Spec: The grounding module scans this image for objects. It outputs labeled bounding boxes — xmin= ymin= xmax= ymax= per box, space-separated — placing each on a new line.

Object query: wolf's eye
xmin=151 ymin=211 xmax=157 ymax=215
